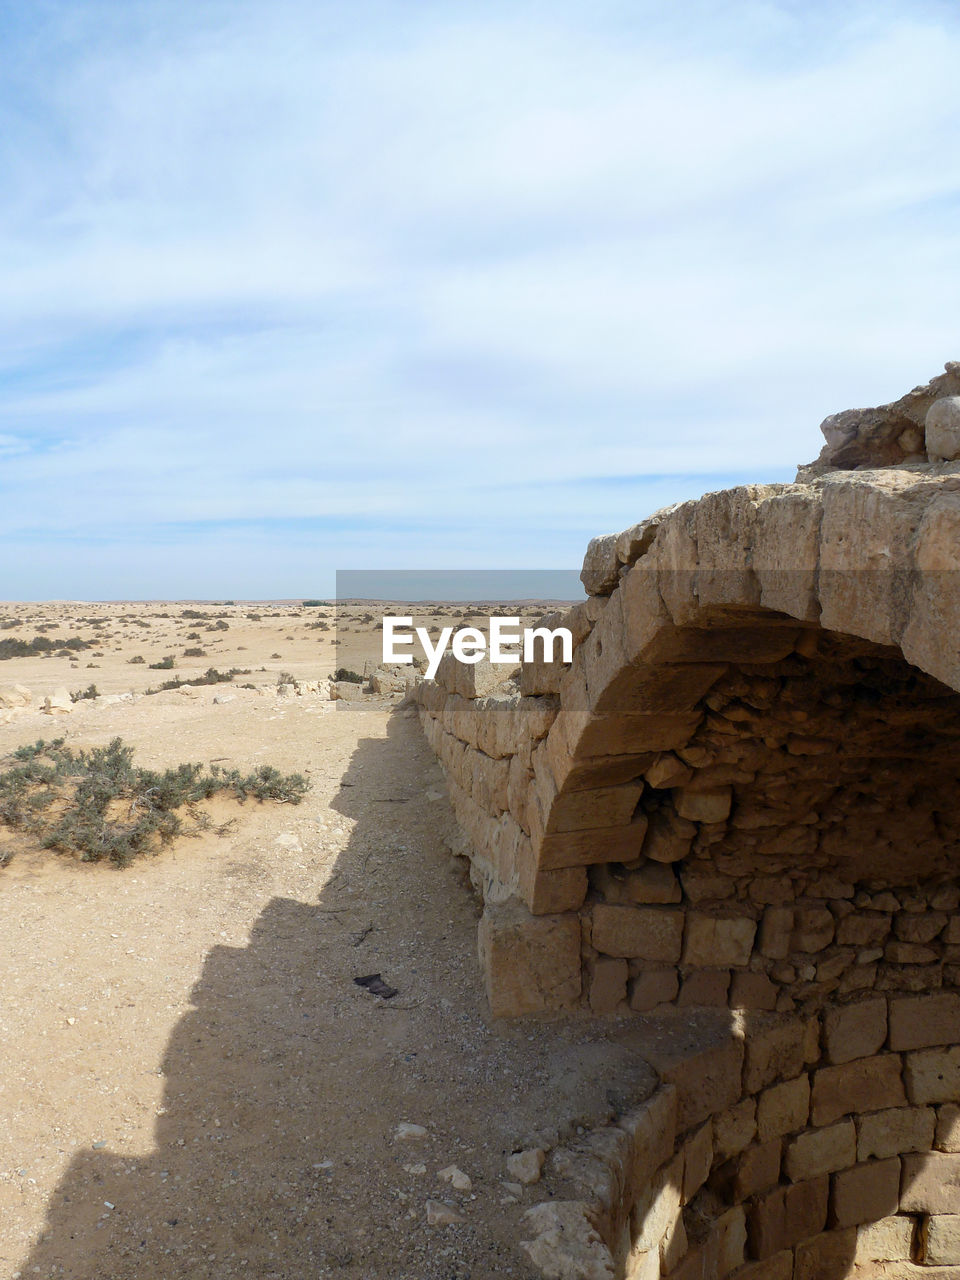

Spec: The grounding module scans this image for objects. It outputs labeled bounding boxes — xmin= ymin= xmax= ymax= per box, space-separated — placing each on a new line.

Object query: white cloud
xmin=0 ymin=0 xmax=959 ymax=594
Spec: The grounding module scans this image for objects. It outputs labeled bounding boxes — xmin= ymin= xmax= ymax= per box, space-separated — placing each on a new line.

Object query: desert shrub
xmin=148 ymin=656 xmax=176 ymax=670
xmin=183 ymin=647 xmax=206 ymax=657
xmin=332 ymin=667 xmax=363 ymax=684
xmin=276 ymin=672 xmax=296 ymax=687
xmin=128 ymin=655 xmax=145 ymax=664
xmin=210 ymin=620 xmax=229 ymax=631
xmin=180 ymin=609 xmax=206 ymax=619
xmin=0 ymin=635 xmax=91 ymax=660
xmin=70 ymin=684 xmax=99 ymax=702
xmin=0 ymin=738 xmax=309 ymax=867
xmin=245 ymin=612 xmax=262 ymax=621
xmin=145 ymin=667 xmax=249 ymax=695
xmin=302 ymin=600 xmax=331 ymax=607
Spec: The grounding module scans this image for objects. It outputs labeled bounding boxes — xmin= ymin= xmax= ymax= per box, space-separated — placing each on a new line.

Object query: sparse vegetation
xmin=183 ymin=647 xmax=206 ymax=657
xmin=302 ymin=600 xmax=331 ymax=607
xmin=145 ymin=666 xmax=250 ymax=694
xmin=0 ymin=635 xmax=91 ymax=660
xmin=70 ymin=684 xmax=99 ymax=702
xmin=148 ymin=656 xmax=176 ymax=670
xmin=0 ymin=738 xmax=309 ymax=868
xmin=128 ymin=655 xmax=145 ymax=664
xmin=333 ymin=667 xmax=364 ymax=684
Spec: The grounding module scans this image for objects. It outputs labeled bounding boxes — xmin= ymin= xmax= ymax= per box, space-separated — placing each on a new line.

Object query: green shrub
xmin=183 ymin=647 xmax=206 ymax=657
xmin=0 ymin=635 xmax=91 ymax=660
xmin=70 ymin=684 xmax=99 ymax=702
xmin=148 ymin=656 xmax=176 ymax=670
xmin=128 ymin=655 xmax=145 ymax=664
xmin=0 ymin=738 xmax=309 ymax=868
xmin=302 ymin=600 xmax=331 ymax=607
xmin=332 ymin=667 xmax=363 ymax=684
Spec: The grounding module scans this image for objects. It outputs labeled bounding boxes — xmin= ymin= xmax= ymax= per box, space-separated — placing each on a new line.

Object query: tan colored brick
xmin=629 ymin=967 xmax=679 ymax=1012
xmin=644 ymin=1032 xmax=743 ymax=1131
xmin=478 ymin=902 xmax=581 ymax=1016
xmin=889 ymin=993 xmax=960 ymax=1052
xmin=757 ymin=1075 xmax=811 ymax=1142
xmin=832 ymin=1157 xmax=901 ymax=1227
xmin=714 ymin=1098 xmax=756 ymax=1162
xmin=823 ymin=996 xmax=888 ymax=1065
xmin=591 ymin=903 xmax=684 ymax=961
xmin=682 ymin=1121 xmax=713 ymax=1204
xmin=743 ymin=1015 xmax=807 ymax=1093
xmin=683 ymin=913 xmax=756 ymax=967
xmin=937 ymin=1103 xmax=960 ymax=1152
xmin=674 ymin=785 xmax=732 ymax=823
xmin=858 ymin=1106 xmax=936 ymax=1160
xmin=747 ymin=1175 xmax=828 ymax=1259
xmin=811 ymin=1054 xmax=907 ymax=1126
xmin=729 ymin=971 xmax=778 ymax=1011
xmin=758 ymin=906 xmax=793 ymax=959
xmin=711 ymin=1205 xmax=746 ymax=1277
xmin=620 ymin=1086 xmax=678 ymax=1201
xmin=785 ymin=1119 xmax=856 ymax=1181
xmin=794 ymin=1228 xmax=858 ymax=1280
xmin=855 ymin=1214 xmax=915 ymax=1263
xmin=901 ymin=1152 xmax=960 ymax=1214
xmin=733 ymin=1139 xmax=782 ymax=1199
xmin=587 ymin=957 xmax=628 ymax=1014
xmin=924 ymin=1215 xmax=960 ymax=1266
xmin=905 ymin=1047 xmax=960 ymax=1105
xmin=678 ymin=968 xmax=730 ymax=1007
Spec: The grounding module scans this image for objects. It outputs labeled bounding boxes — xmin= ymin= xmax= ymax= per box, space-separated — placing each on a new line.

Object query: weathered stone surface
xmin=629 ymin=968 xmax=679 ymax=1013
xmin=811 ymin=1055 xmax=907 ymax=1125
xmin=757 ymin=1075 xmax=811 ymax=1142
xmin=673 ymin=786 xmax=732 ymax=823
xmin=591 ymin=904 xmax=683 ymax=962
xmin=682 ymin=913 xmax=756 ymax=967
xmin=901 ymin=1152 xmax=960 ymax=1214
xmin=937 ymin=1104 xmax=960 ymax=1152
xmin=889 ymin=993 xmax=960 ymax=1052
xmin=743 ymin=1016 xmax=807 ymax=1094
xmin=478 ymin=902 xmax=581 ymax=1017
xmin=747 ymin=1175 xmax=828 ymax=1259
xmin=823 ymin=996 xmax=888 ymax=1065
xmin=784 ymin=1120 xmax=855 ymax=1181
xmin=521 ymin=1201 xmax=616 ymax=1279
xmin=926 ymin=396 xmax=960 ymax=461
xmin=858 ymin=1106 xmax=936 ymax=1161
xmin=793 ymin=1228 xmax=858 ymax=1280
xmin=904 ymin=1047 xmax=960 ymax=1105
xmin=855 ymin=1214 xmax=915 ymax=1263
xmin=587 ymin=957 xmax=628 ymax=1014
xmin=831 ymin=1156 xmax=901 ymax=1227
xmin=924 ymin=1215 xmax=960 ymax=1266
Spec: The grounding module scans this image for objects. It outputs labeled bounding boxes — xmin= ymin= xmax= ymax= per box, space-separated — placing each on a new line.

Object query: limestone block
xmin=855 ymin=1215 xmax=915 ymax=1263
xmin=591 ymin=904 xmax=683 ymax=962
xmin=0 ymin=684 xmax=31 ymax=707
xmin=618 ymin=1085 xmax=678 ymax=1200
xmin=733 ymin=1138 xmax=782 ymax=1198
xmin=581 ymin=533 xmax=621 ymax=596
xmin=901 ymin=1153 xmax=960 ymax=1214
xmin=478 ymin=902 xmax=581 ymax=1017
xmin=673 ymin=786 xmax=732 ymax=823
xmin=714 ymin=1098 xmax=756 ymax=1161
xmin=937 ymin=1104 xmax=960 ymax=1152
xmin=832 ymin=1157 xmax=901 ymax=1228
xmin=682 ymin=913 xmax=756 ymax=967
xmin=924 ymin=1215 xmax=960 ymax=1265
xmin=757 ymin=1075 xmax=811 ymax=1142
xmin=629 ymin=968 xmax=679 ymax=1012
xmin=559 ymin=709 xmax=702 ymax=760
xmin=904 ymin=1048 xmax=960 ymax=1105
xmin=758 ymin=907 xmax=794 ymax=960
xmin=895 ymin=912 xmax=948 ymax=944
xmin=743 ymin=1015 xmax=807 ymax=1093
xmin=838 ymin=912 xmax=892 ymax=946
xmin=588 ymin=958 xmax=628 ymax=1014
xmin=823 ymin=997 xmax=888 ymax=1065
xmin=43 ymin=687 xmax=73 ymax=714
xmin=889 ymin=993 xmax=960 ymax=1052
xmin=643 ymin=1030 xmax=744 ymax=1131
xmin=682 ymin=1121 xmax=713 ymax=1204
xmin=926 ymin=396 xmax=960 ymax=460
xmin=644 ymin=752 xmax=693 ymax=789
xmin=542 ymin=781 xmax=645 ymax=835
xmin=623 ymin=861 xmax=682 ymax=904
xmin=793 ymin=1228 xmax=858 ymax=1280
xmin=858 ymin=1106 xmax=936 ymax=1161
xmin=792 ymin=904 xmax=835 ymax=952
xmin=728 ymin=971 xmax=778 ymax=1011
xmin=729 ymin=1250 xmax=792 ymax=1280
xmin=747 ymin=1175 xmax=828 ymax=1259
xmin=641 ymin=807 xmax=698 ymax=864
xmin=677 ymin=968 xmax=730 ymax=1007
xmin=536 ymin=814 xmax=649 ymax=870
xmin=811 ymin=1055 xmax=907 ymax=1126
xmin=784 ymin=1120 xmax=856 ymax=1181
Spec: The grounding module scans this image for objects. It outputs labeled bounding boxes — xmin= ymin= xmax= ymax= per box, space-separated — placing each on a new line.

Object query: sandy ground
xmin=0 ymin=602 xmax=654 ymax=1280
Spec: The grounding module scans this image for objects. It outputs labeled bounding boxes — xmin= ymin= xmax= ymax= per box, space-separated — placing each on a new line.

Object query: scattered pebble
xmin=438 ymin=1164 xmax=472 ymax=1192
xmin=425 ymin=1200 xmax=465 ymax=1226
xmin=402 ymin=1163 xmax=427 ymax=1175
xmin=396 ymin=1123 xmax=428 ymax=1141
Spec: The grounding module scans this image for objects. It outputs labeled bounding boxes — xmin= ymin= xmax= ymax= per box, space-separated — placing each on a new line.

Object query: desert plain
xmin=0 ymin=599 xmax=651 ymax=1280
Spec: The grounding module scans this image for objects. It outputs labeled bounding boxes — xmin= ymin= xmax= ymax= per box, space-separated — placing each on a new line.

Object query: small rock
xmin=274 ymin=833 xmax=301 ymax=849
xmin=425 ymin=1200 xmax=465 ymax=1226
xmin=43 ymin=688 xmax=73 ymax=714
xmin=438 ymin=1165 xmax=472 ymax=1192
xmin=92 ymin=1140 xmax=107 ymax=1150
xmin=396 ymin=1123 xmax=428 ymax=1141
xmin=503 ymin=1180 xmax=524 ymax=1197
xmin=506 ymin=1148 xmax=545 ymax=1185
xmin=403 ymin=1163 xmax=427 ymax=1175
xmin=212 ymin=694 xmax=235 ymax=704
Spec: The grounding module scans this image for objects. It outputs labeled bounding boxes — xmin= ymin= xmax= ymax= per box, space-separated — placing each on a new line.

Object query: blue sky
xmin=1 ymin=0 xmax=959 ymax=599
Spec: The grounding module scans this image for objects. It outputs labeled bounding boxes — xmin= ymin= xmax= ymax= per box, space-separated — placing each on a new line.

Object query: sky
xmin=1 ymin=0 xmax=959 ymax=600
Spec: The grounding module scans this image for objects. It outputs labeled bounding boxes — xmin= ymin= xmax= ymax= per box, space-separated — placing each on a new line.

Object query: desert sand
xmin=0 ymin=600 xmax=651 ymax=1280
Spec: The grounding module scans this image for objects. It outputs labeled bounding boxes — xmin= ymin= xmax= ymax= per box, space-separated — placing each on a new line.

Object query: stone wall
xmin=414 ymin=369 xmax=960 ymax=1276
xmin=521 ymin=996 xmax=960 ymax=1278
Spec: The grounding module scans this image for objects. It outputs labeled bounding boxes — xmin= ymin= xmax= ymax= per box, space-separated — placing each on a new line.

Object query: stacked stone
xmin=522 ymin=996 xmax=960 ymax=1278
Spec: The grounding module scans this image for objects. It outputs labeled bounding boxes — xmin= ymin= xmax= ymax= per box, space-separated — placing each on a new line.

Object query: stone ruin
xmin=415 ymin=365 xmax=960 ymax=1278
